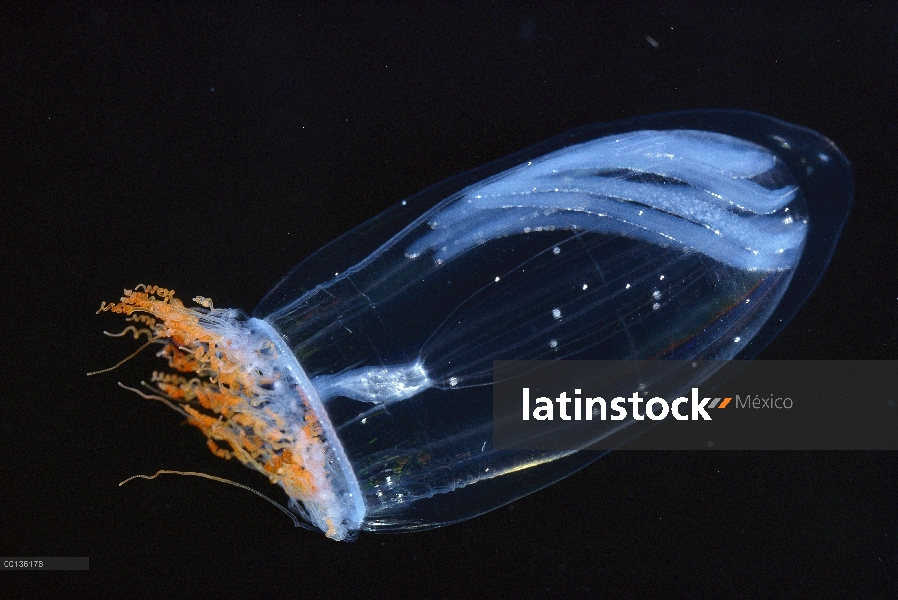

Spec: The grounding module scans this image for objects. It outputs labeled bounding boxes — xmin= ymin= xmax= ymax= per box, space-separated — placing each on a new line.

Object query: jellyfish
xmin=95 ymin=110 xmax=852 ymax=540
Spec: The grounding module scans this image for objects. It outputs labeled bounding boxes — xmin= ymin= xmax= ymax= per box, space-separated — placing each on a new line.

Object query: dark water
xmin=2 ymin=3 xmax=896 ymax=598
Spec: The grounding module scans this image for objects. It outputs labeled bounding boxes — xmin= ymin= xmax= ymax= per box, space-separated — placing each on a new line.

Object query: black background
xmin=2 ymin=2 xmax=897 ymax=598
